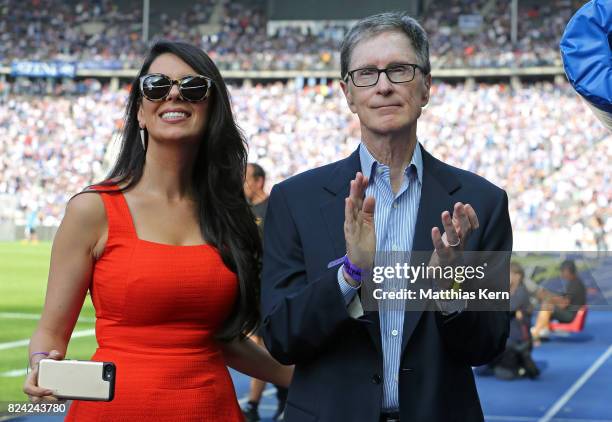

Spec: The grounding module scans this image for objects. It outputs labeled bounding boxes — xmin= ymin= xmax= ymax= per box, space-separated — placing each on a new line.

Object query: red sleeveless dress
xmin=65 ymin=185 xmax=243 ymax=421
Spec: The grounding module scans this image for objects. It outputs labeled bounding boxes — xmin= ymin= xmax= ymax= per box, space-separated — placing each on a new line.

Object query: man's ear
xmin=340 ymin=79 xmax=357 ymax=113
xmin=421 ymin=73 xmax=432 ymax=107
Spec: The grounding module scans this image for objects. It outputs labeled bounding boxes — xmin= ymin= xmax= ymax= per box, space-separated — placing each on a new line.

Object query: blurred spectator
xmin=1 ymin=80 xmax=609 ymax=248
xmin=592 ymin=215 xmax=608 ymax=256
xmin=0 ymin=0 xmax=146 ymax=67
xmin=423 ymin=0 xmax=584 ymax=68
xmin=244 ymin=162 xmax=268 ymax=227
xmin=23 ymin=207 xmax=40 ymax=244
xmin=0 ymin=0 xmax=586 ymax=70
xmin=477 ymin=262 xmax=540 ymax=380
xmin=0 ymin=82 xmax=126 ymax=226
xmin=531 ymin=259 xmax=587 ymax=344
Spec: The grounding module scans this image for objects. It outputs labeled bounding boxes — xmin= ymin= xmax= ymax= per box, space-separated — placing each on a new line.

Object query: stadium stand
xmin=0 ymin=0 xmax=587 ymax=70
xmin=0 ymin=0 xmax=609 ymax=250
xmin=0 ymin=79 xmax=609 ymax=250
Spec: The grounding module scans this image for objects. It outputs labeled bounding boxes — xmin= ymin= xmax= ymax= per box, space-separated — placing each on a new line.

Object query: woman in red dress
xmin=23 ymin=41 xmax=292 ymax=421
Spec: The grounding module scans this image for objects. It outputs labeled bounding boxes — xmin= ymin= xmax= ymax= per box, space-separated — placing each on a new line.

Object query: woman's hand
xmin=222 ymin=337 xmax=294 ymax=388
xmin=23 ymin=350 xmax=64 ymax=402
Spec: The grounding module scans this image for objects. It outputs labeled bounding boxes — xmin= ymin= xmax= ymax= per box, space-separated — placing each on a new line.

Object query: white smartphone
xmin=37 ymin=359 xmax=115 ymax=401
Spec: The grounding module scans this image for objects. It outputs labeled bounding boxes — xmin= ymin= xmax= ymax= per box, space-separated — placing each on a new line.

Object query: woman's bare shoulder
xmin=66 ymin=191 xmax=106 ymax=224
xmin=61 ymin=191 xmax=108 ymax=252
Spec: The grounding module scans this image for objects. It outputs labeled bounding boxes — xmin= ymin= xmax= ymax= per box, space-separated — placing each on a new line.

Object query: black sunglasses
xmin=139 ymin=73 xmax=213 ymax=102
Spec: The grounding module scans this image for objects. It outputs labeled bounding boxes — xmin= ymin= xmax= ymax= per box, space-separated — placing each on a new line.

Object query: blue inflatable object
xmin=560 ymin=0 xmax=612 ymax=114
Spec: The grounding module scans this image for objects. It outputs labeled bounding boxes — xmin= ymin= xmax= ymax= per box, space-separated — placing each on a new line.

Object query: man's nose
xmin=375 ymin=71 xmax=393 ymax=95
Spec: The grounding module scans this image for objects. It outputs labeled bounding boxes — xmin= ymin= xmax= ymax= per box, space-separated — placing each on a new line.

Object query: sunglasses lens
xmin=142 ymin=74 xmax=171 ymax=100
xmin=179 ymin=76 xmax=209 ymax=101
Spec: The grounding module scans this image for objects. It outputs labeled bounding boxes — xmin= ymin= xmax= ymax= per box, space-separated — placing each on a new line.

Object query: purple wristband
xmin=342 ymin=255 xmax=363 ymax=283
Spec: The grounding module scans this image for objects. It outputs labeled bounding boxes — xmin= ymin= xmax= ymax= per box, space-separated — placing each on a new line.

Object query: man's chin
xmin=368 ymin=122 xmax=415 ymax=137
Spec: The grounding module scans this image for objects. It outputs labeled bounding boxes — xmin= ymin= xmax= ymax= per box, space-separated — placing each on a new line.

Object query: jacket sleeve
xmin=435 ymin=190 xmax=512 ymax=366
xmin=260 ymin=183 xmax=354 ymax=365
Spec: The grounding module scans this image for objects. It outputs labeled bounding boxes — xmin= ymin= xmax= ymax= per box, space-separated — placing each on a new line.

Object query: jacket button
xmin=371 ymin=374 xmax=382 ymax=384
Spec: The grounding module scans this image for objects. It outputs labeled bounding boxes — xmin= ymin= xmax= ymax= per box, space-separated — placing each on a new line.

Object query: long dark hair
xmin=98 ymin=40 xmax=261 ymax=341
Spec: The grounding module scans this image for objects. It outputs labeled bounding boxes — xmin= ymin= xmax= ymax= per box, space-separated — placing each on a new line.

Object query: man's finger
xmin=465 ymin=204 xmax=479 ymax=229
xmin=441 ymin=211 xmax=459 ymax=246
xmin=349 ymin=178 xmax=363 ymax=214
xmin=453 ymin=203 xmax=470 ymax=238
xmin=355 ymin=173 xmax=366 ymax=206
xmin=451 ymin=203 xmax=463 ymax=237
xmin=431 ymin=227 xmax=445 ymax=251
xmin=362 ymin=196 xmax=375 ymax=225
xmin=349 ymin=179 xmax=356 ymax=200
xmin=345 ymin=197 xmax=355 ymax=232
xmin=357 ymin=173 xmax=368 ymax=195
xmin=344 ymin=197 xmax=351 ymax=226
xmin=349 ymin=180 xmax=361 ymax=219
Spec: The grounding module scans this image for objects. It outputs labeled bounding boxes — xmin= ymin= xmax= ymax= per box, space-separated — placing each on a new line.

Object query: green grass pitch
xmin=0 ymin=242 xmax=96 ymax=403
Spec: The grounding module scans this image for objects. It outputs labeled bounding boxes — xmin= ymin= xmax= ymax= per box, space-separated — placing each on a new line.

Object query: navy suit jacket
xmin=261 ymin=144 xmax=512 ymax=422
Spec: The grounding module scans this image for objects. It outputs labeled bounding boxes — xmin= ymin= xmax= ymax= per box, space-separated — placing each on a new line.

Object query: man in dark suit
xmin=261 ymin=12 xmax=512 ymax=422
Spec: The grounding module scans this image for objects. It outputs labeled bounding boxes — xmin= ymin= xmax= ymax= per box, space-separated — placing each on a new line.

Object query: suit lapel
xmin=320 ymin=148 xmax=360 ymax=257
xmin=401 ymin=146 xmax=462 ymax=356
xmin=320 ymin=148 xmax=383 ymax=355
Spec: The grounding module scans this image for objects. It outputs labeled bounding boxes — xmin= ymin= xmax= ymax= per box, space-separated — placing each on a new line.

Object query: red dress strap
xmin=88 ymin=183 xmax=137 ymax=241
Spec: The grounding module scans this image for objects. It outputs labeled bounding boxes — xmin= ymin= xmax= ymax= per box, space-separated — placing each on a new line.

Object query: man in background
xmin=244 ymin=163 xmax=269 ymax=227
xmin=243 ymin=162 xmax=288 ymax=421
xmin=23 ymin=207 xmax=40 ymax=244
xmin=531 ymin=259 xmax=587 ymax=344
xmin=487 ymin=262 xmax=539 ymax=379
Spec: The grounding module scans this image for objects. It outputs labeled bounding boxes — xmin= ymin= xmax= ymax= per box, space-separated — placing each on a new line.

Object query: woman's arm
xmin=220 ymin=336 xmax=294 ymax=388
xmin=24 ymin=193 xmax=106 ymax=401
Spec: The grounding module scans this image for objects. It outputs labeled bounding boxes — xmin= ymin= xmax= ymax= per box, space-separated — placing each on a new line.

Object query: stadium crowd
xmin=423 ymin=0 xmax=582 ymax=68
xmin=0 ymin=84 xmax=125 ymax=226
xmin=0 ymin=0 xmax=585 ymax=70
xmin=0 ymin=79 xmax=609 ymax=249
xmin=0 ymin=0 xmax=146 ymax=66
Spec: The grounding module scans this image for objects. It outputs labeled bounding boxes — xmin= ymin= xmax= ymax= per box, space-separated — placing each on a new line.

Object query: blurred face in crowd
xmin=341 ymin=30 xmax=431 ymax=139
xmin=138 ymin=53 xmax=210 ymax=145
xmin=510 ymin=269 xmax=523 ymax=291
xmin=244 ymin=164 xmax=263 ymax=202
xmin=561 ymin=267 xmax=575 ymax=281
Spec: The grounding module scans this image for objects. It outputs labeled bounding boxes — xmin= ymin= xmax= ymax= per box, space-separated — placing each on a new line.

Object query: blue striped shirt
xmin=338 ymin=142 xmax=422 ymax=411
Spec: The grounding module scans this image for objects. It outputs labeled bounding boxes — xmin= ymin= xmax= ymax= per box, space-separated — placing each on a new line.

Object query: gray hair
xmin=340 ymin=11 xmax=431 ymax=80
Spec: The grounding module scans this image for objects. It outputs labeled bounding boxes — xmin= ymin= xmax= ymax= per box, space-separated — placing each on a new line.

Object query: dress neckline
xmin=113 ymin=185 xmax=213 ymax=248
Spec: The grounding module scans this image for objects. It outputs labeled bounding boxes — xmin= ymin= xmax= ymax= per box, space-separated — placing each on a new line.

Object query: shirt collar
xmin=359 ymin=141 xmax=423 ymax=184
